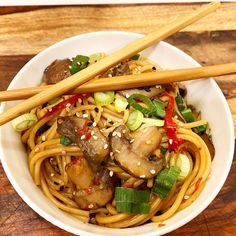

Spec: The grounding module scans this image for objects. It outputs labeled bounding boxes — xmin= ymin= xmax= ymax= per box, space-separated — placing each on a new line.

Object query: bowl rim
xmin=0 ymin=30 xmax=235 ymax=236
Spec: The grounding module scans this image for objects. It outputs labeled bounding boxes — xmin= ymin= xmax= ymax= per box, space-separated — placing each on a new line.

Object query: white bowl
xmin=0 ymin=31 xmax=234 ymax=236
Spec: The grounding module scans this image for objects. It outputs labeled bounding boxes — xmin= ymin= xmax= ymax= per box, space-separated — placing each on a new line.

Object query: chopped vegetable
xmin=152 ymin=99 xmax=166 ymax=118
xmin=127 ymin=110 xmax=144 ymax=131
xmin=70 ymin=55 xmax=89 ymax=74
xmin=160 ymin=146 xmax=167 ymax=155
xmin=181 ymin=108 xmax=195 ymax=123
xmin=130 ymin=54 xmax=140 ymax=61
xmin=175 ymin=93 xmax=186 ymax=112
xmin=152 ymin=166 xmax=180 ymax=199
xmin=89 ymin=53 xmax=104 ymax=63
xmin=127 ymin=94 xmax=156 ymax=115
xmin=94 ymin=91 xmax=115 ymax=106
xmin=60 ymin=136 xmax=72 ymax=146
xmin=115 ymin=187 xmax=150 ymax=214
xmin=175 ymin=153 xmax=191 ymax=181
xmin=114 ymin=94 xmax=128 ymax=112
xmin=142 ymin=118 xmax=164 ymax=127
xmin=12 ymin=113 xmax=38 ymax=132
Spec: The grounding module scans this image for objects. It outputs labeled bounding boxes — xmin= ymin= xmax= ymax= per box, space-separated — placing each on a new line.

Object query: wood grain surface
xmin=0 ymin=3 xmax=236 ymax=236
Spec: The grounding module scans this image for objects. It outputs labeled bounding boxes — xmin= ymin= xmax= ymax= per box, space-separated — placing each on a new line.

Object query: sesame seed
xmin=174 ymin=115 xmax=178 ymax=119
xmin=34 ymin=147 xmax=39 ymax=152
xmin=93 ymin=136 xmax=98 ymax=140
xmin=169 ymin=139 xmax=173 ymax=145
xmin=66 ymin=103 xmax=71 ymax=108
xmin=91 ymin=130 xmax=95 ymax=135
xmin=65 ymin=107 xmax=70 ymax=112
xmin=137 ymin=162 xmax=141 ymax=166
xmin=81 ymin=135 xmax=86 ymax=140
xmin=150 ymin=169 xmax=156 ymax=175
xmin=125 ymin=94 xmax=129 ymax=98
xmin=41 ymin=135 xmax=46 ymax=141
xmin=146 ymin=140 xmax=152 ymax=144
xmin=117 ymin=119 xmax=123 ymax=123
xmin=82 ymin=113 xmax=88 ymax=118
xmin=76 ymin=112 xmax=80 ymax=117
xmin=69 ymin=65 xmax=72 ymax=69
xmin=48 ymin=108 xmax=52 ymax=112
xmin=57 ymin=118 xmax=63 ymax=124
xmin=50 ymin=173 xmax=54 ymax=177
xmin=104 ymin=144 xmax=108 ymax=149
xmin=62 ymin=150 xmax=66 ymax=155
xmin=99 ymin=185 xmax=104 ymax=190
xmin=155 ymin=85 xmax=162 ymax=89
xmin=92 ymin=122 xmax=97 ymax=127
xmin=110 ymin=152 xmax=113 ymax=157
xmin=108 ymin=73 xmax=113 ymax=78
xmin=122 ymin=130 xmax=126 ymax=134
xmin=112 ymin=131 xmax=117 ymax=137
xmin=130 ymin=138 xmax=135 ymax=143
xmin=184 ymin=195 xmax=190 ymax=200
xmin=109 ymin=170 xmax=114 ymax=177
xmin=78 ymin=98 xmax=82 ymax=103
xmin=77 ymin=62 xmax=81 ymax=66
xmin=115 ymin=149 xmax=120 ymax=153
xmin=88 ymin=204 xmax=94 ymax=209
xmin=73 ymin=191 xmax=76 ymax=195
xmin=64 ymin=70 xmax=67 ymax=73
xmin=140 ymin=175 xmax=146 ymax=178
xmin=116 ymin=132 xmax=121 ymax=138
xmin=69 ymin=57 xmax=73 ymax=62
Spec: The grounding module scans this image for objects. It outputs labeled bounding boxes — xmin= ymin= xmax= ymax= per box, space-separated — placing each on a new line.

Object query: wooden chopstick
xmin=0 ymin=2 xmax=220 ymax=125
xmin=1 ymin=61 xmax=235 ymax=102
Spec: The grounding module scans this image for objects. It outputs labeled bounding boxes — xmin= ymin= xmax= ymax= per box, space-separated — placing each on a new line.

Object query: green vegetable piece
xmin=152 ymin=98 xmax=166 ymax=118
xmin=12 ymin=113 xmax=38 ymax=132
xmin=116 ymin=202 xmax=150 ymax=214
xmin=94 ymin=91 xmax=115 ymax=106
xmin=130 ymin=54 xmax=140 ymax=61
xmin=60 ymin=136 xmax=72 ymax=146
xmin=70 ymin=55 xmax=89 ymax=74
xmin=127 ymin=110 xmax=144 ymax=131
xmin=114 ymin=94 xmax=128 ymax=112
xmin=89 ymin=53 xmax=104 ymax=63
xmin=175 ymin=93 xmax=186 ymax=112
xmin=152 ymin=166 xmax=180 ymax=199
xmin=160 ymin=146 xmax=167 ymax=155
xmin=181 ymin=108 xmax=195 ymax=123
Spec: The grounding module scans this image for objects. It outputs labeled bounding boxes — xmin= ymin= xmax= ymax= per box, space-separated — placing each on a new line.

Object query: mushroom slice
xmin=110 ymin=125 xmax=164 ymax=179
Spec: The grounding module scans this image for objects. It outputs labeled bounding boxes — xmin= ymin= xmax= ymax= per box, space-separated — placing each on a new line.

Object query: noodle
xmin=19 ymin=54 xmax=213 ymax=228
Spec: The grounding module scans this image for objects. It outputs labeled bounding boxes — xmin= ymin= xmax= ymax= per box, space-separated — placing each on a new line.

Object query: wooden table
xmin=0 ymin=3 xmax=236 ymax=235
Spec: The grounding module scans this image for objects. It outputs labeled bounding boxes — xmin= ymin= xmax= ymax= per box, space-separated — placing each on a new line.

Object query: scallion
xmin=60 ymin=136 xmax=72 ymax=146
xmin=70 ymin=55 xmax=89 ymax=74
xmin=181 ymin=108 xmax=195 ymax=123
xmin=175 ymin=154 xmax=191 ymax=181
xmin=114 ymin=94 xmax=128 ymax=112
xmin=12 ymin=113 xmax=38 ymax=132
xmin=175 ymin=93 xmax=186 ymax=112
xmin=130 ymin=54 xmax=140 ymax=61
xmin=127 ymin=110 xmax=144 ymax=131
xmin=89 ymin=53 xmax=104 ymax=63
xmin=152 ymin=98 xmax=166 ymax=118
xmin=94 ymin=91 xmax=115 ymax=106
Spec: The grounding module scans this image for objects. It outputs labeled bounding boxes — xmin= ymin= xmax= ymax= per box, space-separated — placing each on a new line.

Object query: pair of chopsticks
xmin=0 ymin=2 xmax=222 ymax=125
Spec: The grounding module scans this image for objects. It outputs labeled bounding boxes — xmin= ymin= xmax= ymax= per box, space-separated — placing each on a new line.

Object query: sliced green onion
xmin=127 ymin=110 xmax=144 ymax=131
xmin=94 ymin=91 xmax=115 ymax=106
xmin=60 ymin=136 xmax=72 ymax=146
xmin=175 ymin=154 xmax=191 ymax=181
xmin=152 ymin=166 xmax=180 ymax=199
xmin=89 ymin=53 xmax=104 ymax=63
xmin=152 ymin=99 xmax=166 ymax=118
xmin=160 ymin=146 xmax=167 ymax=155
xmin=12 ymin=113 xmax=38 ymax=132
xmin=70 ymin=55 xmax=89 ymax=74
xmin=115 ymin=187 xmax=150 ymax=214
xmin=181 ymin=108 xmax=195 ymax=123
xmin=175 ymin=93 xmax=186 ymax=112
xmin=127 ymin=94 xmax=156 ymax=115
xmin=114 ymin=94 xmax=128 ymax=112
xmin=142 ymin=118 xmax=164 ymax=127
xmin=130 ymin=54 xmax=140 ymax=61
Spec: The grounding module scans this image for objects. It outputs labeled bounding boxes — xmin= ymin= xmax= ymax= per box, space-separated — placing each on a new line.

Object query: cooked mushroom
xmin=43 ymin=59 xmax=71 ymax=84
xmin=66 ymin=158 xmax=116 ymax=210
xmin=119 ymin=86 xmax=162 ymax=98
xmin=110 ymin=125 xmax=164 ymax=179
xmin=57 ymin=117 xmax=109 ymax=163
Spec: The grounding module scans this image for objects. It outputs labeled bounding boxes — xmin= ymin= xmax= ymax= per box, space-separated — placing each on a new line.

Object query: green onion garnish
xmin=175 ymin=93 xmax=186 ymax=112
xmin=130 ymin=54 xmax=140 ymax=60
xmin=127 ymin=110 xmax=144 ymax=131
xmin=181 ymin=108 xmax=195 ymax=123
xmin=94 ymin=91 xmax=115 ymax=106
xmin=12 ymin=113 xmax=38 ymax=132
xmin=60 ymin=136 xmax=72 ymax=146
xmin=70 ymin=55 xmax=89 ymax=74
xmin=152 ymin=166 xmax=180 ymax=199
xmin=152 ymin=98 xmax=166 ymax=118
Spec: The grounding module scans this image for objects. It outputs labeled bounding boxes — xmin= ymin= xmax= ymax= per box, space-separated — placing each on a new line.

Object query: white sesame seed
xmin=116 ymin=132 xmax=121 ymax=138
xmin=130 ymin=138 xmax=135 ymax=143
xmin=82 ymin=113 xmax=88 ymax=118
xmin=109 ymin=170 xmax=114 ymax=177
xmin=78 ymin=98 xmax=82 ymax=103
xmin=122 ymin=130 xmax=126 ymax=134
xmin=174 ymin=115 xmax=178 ymax=119
xmin=99 ymin=185 xmax=104 ymax=190
xmin=64 ymin=70 xmax=67 ymax=73
xmin=112 ymin=131 xmax=117 ymax=137
xmin=88 ymin=204 xmax=94 ymax=209
xmin=48 ymin=108 xmax=52 ymax=112
xmin=137 ymin=162 xmax=141 ymax=166
xmin=77 ymin=61 xmax=81 ymax=66
xmin=92 ymin=122 xmax=97 ymax=127
xmin=91 ymin=130 xmax=95 ymax=135
xmin=155 ymin=85 xmax=162 ymax=89
xmin=69 ymin=65 xmax=72 ymax=69
xmin=69 ymin=57 xmax=73 ymax=62
xmin=115 ymin=149 xmax=120 ymax=153
xmin=117 ymin=119 xmax=123 ymax=123
xmin=110 ymin=152 xmax=113 ymax=157
xmin=34 ymin=147 xmax=39 ymax=152
xmin=50 ymin=173 xmax=54 ymax=177
xmin=76 ymin=112 xmax=80 ymax=117
xmin=65 ymin=107 xmax=70 ymax=112
xmin=169 ymin=139 xmax=173 ymax=145
xmin=81 ymin=135 xmax=86 ymax=140
xmin=150 ymin=169 xmax=156 ymax=175
xmin=108 ymin=73 xmax=113 ymax=78
xmin=140 ymin=175 xmax=146 ymax=178
xmin=146 ymin=140 xmax=152 ymax=144
xmin=62 ymin=150 xmax=66 ymax=155
xmin=93 ymin=136 xmax=98 ymax=140
xmin=41 ymin=135 xmax=46 ymax=141
xmin=125 ymin=94 xmax=129 ymax=98
xmin=184 ymin=195 xmax=190 ymax=200
xmin=73 ymin=191 xmax=76 ymax=195
xmin=104 ymin=144 xmax=108 ymax=149
xmin=66 ymin=103 xmax=71 ymax=108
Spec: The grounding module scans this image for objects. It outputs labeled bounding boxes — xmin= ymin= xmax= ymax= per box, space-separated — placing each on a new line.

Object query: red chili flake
xmin=194 ymin=177 xmax=202 ymax=194
xmin=65 ymin=156 xmax=84 ymax=171
xmin=77 ymin=120 xmax=92 ymax=140
xmin=159 ymin=92 xmax=183 ymax=152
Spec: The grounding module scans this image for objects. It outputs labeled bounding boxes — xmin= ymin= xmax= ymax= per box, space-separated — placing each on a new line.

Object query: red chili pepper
xmin=77 ymin=120 xmax=91 ymax=140
xmin=159 ymin=92 xmax=183 ymax=152
xmin=194 ymin=177 xmax=202 ymax=194
xmin=44 ymin=94 xmax=90 ymax=118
